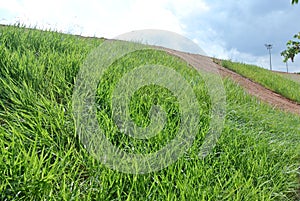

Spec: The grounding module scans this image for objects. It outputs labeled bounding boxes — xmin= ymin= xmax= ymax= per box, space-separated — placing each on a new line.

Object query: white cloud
xmin=106 ymin=0 xmax=184 ymax=37
xmin=0 ymin=0 xmax=23 ymax=14
xmin=164 ymin=0 xmax=210 ymax=18
xmin=0 ymin=0 xmax=201 ymax=37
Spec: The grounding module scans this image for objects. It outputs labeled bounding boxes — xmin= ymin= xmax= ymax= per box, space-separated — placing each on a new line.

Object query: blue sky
xmin=1 ymin=0 xmax=300 ymax=72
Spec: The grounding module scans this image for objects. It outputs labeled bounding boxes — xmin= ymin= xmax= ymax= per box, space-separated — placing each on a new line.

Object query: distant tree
xmin=281 ymin=0 xmax=299 ymax=62
xmin=281 ymin=33 xmax=300 ymax=62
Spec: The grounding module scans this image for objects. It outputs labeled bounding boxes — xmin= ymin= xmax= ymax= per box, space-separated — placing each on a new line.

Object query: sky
xmin=1 ymin=0 xmax=300 ymax=72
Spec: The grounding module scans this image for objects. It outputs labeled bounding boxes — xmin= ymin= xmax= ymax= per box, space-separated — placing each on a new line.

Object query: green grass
xmin=94 ymin=49 xmax=210 ymax=156
xmin=0 ymin=25 xmax=300 ymax=200
xmin=280 ymin=73 xmax=300 ymax=84
xmin=221 ymin=60 xmax=300 ymax=103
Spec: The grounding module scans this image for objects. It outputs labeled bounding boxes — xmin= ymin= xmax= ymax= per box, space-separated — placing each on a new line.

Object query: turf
xmin=0 ymin=25 xmax=299 ymax=200
xmin=222 ymin=60 xmax=300 ymax=103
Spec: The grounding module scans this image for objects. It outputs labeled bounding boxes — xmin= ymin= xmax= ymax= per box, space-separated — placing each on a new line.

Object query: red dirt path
xmin=158 ymin=47 xmax=300 ymax=115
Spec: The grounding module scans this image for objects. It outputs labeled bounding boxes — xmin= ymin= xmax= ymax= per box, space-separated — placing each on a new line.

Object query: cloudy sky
xmin=1 ymin=0 xmax=300 ymax=72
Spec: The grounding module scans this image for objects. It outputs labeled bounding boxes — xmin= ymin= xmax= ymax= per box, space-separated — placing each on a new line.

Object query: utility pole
xmin=265 ymin=44 xmax=273 ymax=70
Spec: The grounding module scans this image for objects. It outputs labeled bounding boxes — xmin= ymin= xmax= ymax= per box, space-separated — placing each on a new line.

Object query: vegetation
xmin=222 ymin=60 xmax=300 ymax=103
xmin=279 ymin=73 xmax=300 ymax=84
xmin=281 ymin=33 xmax=300 ymax=62
xmin=0 ymin=25 xmax=300 ymax=200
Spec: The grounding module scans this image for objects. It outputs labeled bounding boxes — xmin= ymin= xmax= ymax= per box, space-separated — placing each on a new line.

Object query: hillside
xmin=0 ymin=25 xmax=299 ymax=200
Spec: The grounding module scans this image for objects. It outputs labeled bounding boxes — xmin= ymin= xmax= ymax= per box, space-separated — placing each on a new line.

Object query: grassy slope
xmin=0 ymin=25 xmax=300 ymax=200
xmin=280 ymin=73 xmax=300 ymax=84
xmin=222 ymin=60 xmax=300 ymax=103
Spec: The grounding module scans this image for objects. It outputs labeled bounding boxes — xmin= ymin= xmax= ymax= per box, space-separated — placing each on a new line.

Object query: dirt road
xmin=159 ymin=47 xmax=300 ymax=115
